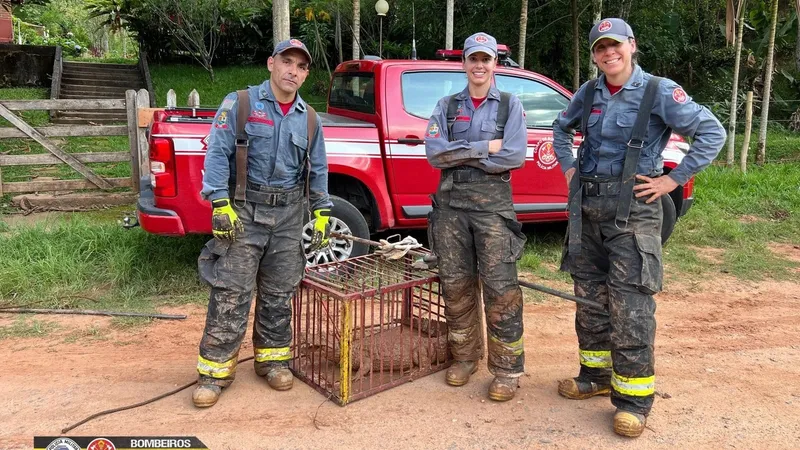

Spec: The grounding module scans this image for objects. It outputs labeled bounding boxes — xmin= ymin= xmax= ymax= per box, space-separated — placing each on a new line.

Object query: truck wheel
xmin=661 ymin=194 xmax=677 ymax=245
xmin=303 ymin=195 xmax=371 ymax=266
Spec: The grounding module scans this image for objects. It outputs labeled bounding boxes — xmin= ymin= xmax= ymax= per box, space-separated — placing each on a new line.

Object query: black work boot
xmin=557 ymin=377 xmax=611 ymax=400
xmin=613 ymin=409 xmax=647 ymax=437
xmin=445 ymin=361 xmax=478 ymax=386
xmin=192 ymin=384 xmax=222 ymax=408
xmin=257 ymin=362 xmax=294 ymax=391
xmin=488 ymin=376 xmax=519 ymax=401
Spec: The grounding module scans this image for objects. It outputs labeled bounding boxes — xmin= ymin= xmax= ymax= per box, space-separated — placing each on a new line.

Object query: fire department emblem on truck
xmin=534 ymin=137 xmax=558 ymax=170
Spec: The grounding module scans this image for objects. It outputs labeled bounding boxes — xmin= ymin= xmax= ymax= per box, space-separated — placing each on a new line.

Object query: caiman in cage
xmin=291 ymin=252 xmax=451 ymax=405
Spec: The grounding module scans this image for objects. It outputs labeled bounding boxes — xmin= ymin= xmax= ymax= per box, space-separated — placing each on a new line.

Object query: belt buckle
xmin=266 ymin=193 xmax=278 ymax=206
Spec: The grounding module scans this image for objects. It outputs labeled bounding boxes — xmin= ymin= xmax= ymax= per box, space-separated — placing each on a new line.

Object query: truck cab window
xmin=495 ymin=75 xmax=570 ymax=128
xmin=329 ymin=72 xmax=376 ymax=114
xmin=401 ymin=71 xmax=467 ymax=119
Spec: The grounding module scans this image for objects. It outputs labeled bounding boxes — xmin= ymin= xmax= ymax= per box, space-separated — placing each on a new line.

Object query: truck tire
xmin=303 ymin=195 xmax=371 ymax=266
xmin=661 ymin=193 xmax=677 ymax=245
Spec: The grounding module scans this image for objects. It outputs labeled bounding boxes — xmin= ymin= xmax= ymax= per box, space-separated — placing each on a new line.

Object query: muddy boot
xmin=445 ymin=361 xmax=478 ymax=387
xmin=488 ymin=376 xmax=518 ymax=402
xmin=192 ymin=384 xmax=222 ymax=408
xmin=557 ymin=377 xmax=611 ymax=400
xmin=258 ymin=362 xmax=293 ymax=391
xmin=613 ymin=409 xmax=647 ymax=437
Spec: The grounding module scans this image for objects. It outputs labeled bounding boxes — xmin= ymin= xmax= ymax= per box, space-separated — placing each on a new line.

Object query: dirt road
xmin=2 ymin=275 xmax=799 ymax=450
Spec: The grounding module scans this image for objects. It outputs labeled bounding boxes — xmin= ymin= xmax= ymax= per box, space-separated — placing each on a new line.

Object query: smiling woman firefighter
xmin=552 ymin=18 xmax=725 ymax=437
xmin=424 ymin=32 xmax=528 ymax=401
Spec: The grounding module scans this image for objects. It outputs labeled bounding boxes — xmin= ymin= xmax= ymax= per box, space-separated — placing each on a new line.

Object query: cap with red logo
xmin=272 ymin=38 xmax=312 ymax=65
xmin=589 ymin=18 xmax=634 ymax=50
xmin=463 ymin=32 xmax=498 ymax=58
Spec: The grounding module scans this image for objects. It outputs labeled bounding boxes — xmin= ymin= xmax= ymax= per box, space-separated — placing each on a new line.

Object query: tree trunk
xmin=795 ymin=0 xmax=800 ymax=71
xmin=620 ymin=0 xmax=632 ymax=20
xmin=352 ymin=0 xmax=361 ymax=60
xmin=336 ymin=8 xmax=343 ymax=64
xmin=272 ymin=0 xmax=290 ymax=44
xmin=756 ymin=0 xmax=779 ymax=166
xmin=589 ymin=0 xmax=602 ymax=79
xmin=572 ymin=0 xmax=580 ymax=91
xmin=518 ymin=0 xmax=528 ymax=68
xmin=446 ymin=0 xmax=454 ymax=50
xmin=726 ymin=0 xmax=747 ymax=166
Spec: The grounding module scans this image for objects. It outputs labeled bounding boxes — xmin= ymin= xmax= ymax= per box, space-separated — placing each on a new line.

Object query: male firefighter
xmin=192 ymin=38 xmax=331 ymax=408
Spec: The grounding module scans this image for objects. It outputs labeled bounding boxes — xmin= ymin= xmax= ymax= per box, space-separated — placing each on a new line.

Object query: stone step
xmin=59 ymin=92 xmax=127 ymax=100
xmin=60 ymin=76 xmax=145 ymax=88
xmin=59 ymin=84 xmax=133 ymax=96
xmin=62 ymin=62 xmax=139 ymax=72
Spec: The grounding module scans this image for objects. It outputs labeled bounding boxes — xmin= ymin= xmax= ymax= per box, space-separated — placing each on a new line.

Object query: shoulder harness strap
xmin=494 ymin=91 xmax=512 ymax=139
xmin=234 ymin=89 xmax=250 ymax=204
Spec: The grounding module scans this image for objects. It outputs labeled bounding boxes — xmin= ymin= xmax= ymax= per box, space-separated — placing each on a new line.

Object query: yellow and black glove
xmin=211 ymin=198 xmax=244 ymax=241
xmin=308 ymin=209 xmax=331 ymax=252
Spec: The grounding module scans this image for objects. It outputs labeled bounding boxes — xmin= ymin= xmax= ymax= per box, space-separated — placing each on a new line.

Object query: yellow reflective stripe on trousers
xmin=579 ymin=349 xmax=612 ymax=368
xmin=611 ymin=372 xmax=655 ymax=397
xmin=197 ymin=355 xmax=235 ymax=378
xmin=254 ymin=346 xmax=292 ymax=362
xmin=489 ymin=335 xmax=524 ymax=356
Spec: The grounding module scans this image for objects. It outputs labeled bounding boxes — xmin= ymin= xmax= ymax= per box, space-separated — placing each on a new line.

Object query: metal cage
xmin=291 ymin=253 xmax=451 ymax=405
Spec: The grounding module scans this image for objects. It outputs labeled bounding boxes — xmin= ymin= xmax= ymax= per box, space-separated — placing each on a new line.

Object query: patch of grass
xmin=0 ymin=216 xmax=208 ymax=310
xmin=149 ymin=64 xmax=329 ymax=110
xmin=0 ymin=88 xmax=50 ymax=128
xmin=0 ymin=316 xmax=60 ymax=340
xmin=518 ymin=224 xmax=570 ymax=283
xmin=731 ymin=129 xmax=800 ymax=163
xmin=664 ymin=162 xmax=800 ymax=279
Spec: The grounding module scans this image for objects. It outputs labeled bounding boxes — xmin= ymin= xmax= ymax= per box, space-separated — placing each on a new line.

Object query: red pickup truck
xmin=136 ymin=56 xmax=694 ymax=264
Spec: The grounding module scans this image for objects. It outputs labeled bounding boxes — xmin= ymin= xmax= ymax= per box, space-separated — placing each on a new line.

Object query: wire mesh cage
xmin=291 ymin=252 xmax=451 ymax=406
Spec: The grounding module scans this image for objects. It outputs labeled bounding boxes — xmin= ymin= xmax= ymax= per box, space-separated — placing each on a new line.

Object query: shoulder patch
xmin=672 ymin=87 xmax=687 ymax=104
xmin=427 ymin=122 xmax=441 ymax=138
xmin=221 ymin=98 xmax=236 ymax=110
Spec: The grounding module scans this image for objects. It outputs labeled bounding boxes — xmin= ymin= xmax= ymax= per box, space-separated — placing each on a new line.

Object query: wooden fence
xmin=0 ymin=89 xmax=151 ymax=199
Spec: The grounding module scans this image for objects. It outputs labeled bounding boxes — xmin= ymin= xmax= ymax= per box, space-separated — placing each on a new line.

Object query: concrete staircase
xmin=54 ymin=61 xmax=146 ymax=124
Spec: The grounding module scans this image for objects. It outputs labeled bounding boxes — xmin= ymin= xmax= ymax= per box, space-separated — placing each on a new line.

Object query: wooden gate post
xmin=126 ymin=89 xmax=141 ymax=191
xmin=136 ymin=89 xmax=151 ymax=187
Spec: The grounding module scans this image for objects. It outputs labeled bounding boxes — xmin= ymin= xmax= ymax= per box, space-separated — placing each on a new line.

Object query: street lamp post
xmin=375 ymin=0 xmax=389 ymax=58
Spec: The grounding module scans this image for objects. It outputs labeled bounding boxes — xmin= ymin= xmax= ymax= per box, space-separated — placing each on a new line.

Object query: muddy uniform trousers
xmin=196 ymin=186 xmax=306 ymax=386
xmin=430 ymin=168 xmax=527 ymax=377
xmin=561 ymin=180 xmax=663 ymax=415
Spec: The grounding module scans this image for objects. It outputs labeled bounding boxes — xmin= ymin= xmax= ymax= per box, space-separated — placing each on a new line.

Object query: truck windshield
xmin=329 ymin=72 xmax=376 ymax=114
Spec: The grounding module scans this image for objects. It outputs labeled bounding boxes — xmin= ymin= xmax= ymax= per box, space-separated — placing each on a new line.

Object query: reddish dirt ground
xmin=2 ymin=276 xmax=799 ymax=450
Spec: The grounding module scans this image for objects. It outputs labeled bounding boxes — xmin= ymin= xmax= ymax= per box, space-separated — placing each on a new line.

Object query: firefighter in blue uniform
xmin=553 ymin=18 xmax=725 ymax=436
xmin=425 ymin=32 xmax=529 ymax=401
xmin=192 ymin=39 xmax=332 ymax=408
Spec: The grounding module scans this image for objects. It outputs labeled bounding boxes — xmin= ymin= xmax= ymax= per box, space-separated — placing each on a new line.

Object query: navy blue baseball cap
xmin=464 ymin=32 xmax=497 ymax=58
xmin=273 ymin=38 xmax=312 ymax=64
xmin=589 ymin=18 xmax=634 ymax=50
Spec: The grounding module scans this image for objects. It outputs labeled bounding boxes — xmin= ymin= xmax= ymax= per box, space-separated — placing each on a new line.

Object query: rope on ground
xmin=0 ymin=308 xmax=187 ymax=320
xmin=61 ymin=356 xmax=255 ymax=434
